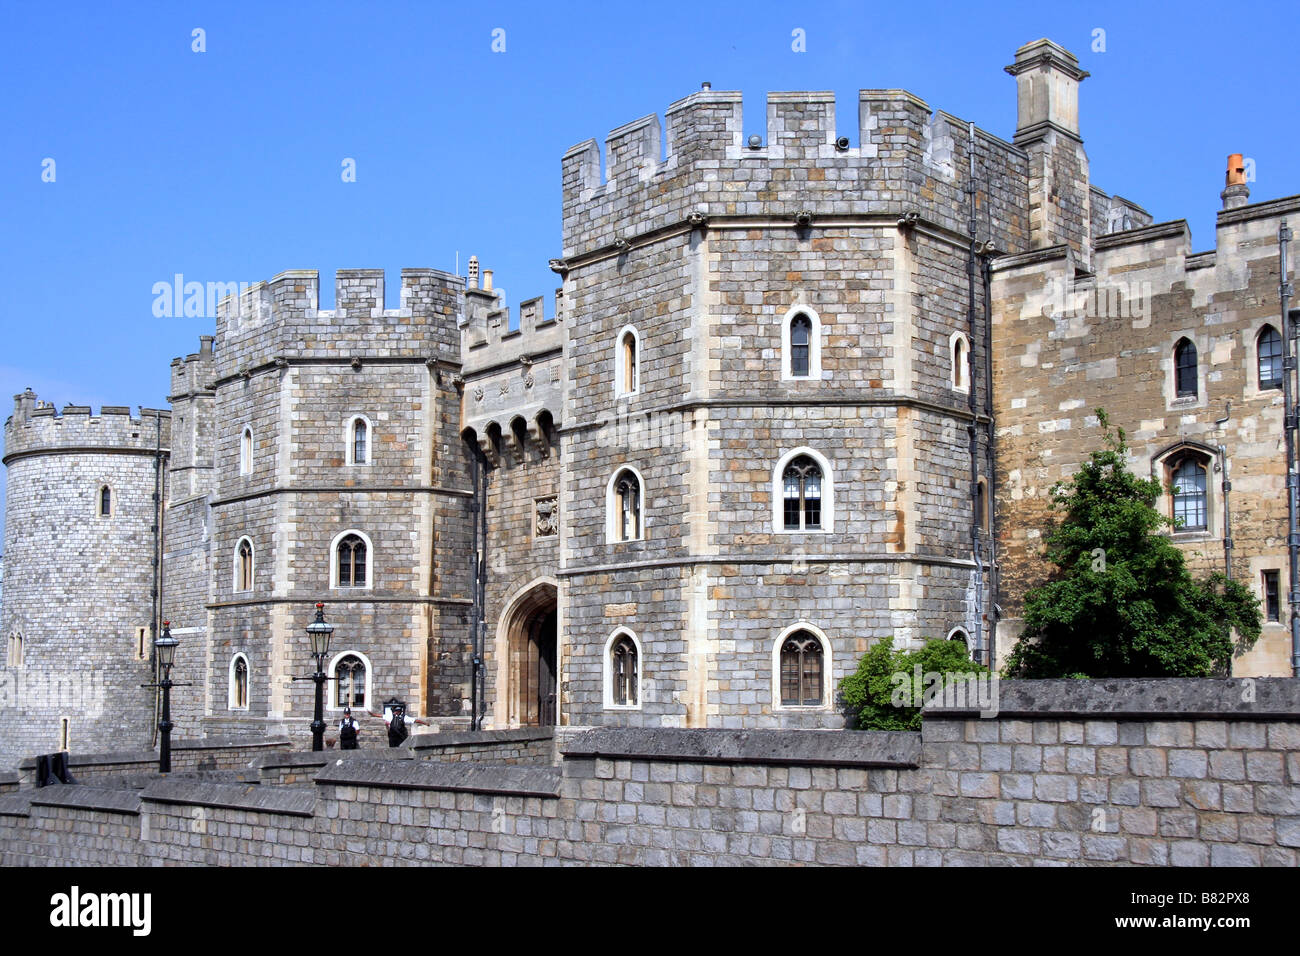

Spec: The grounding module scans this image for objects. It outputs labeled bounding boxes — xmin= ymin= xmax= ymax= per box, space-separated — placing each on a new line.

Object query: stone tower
xmin=552 ymin=81 xmax=1030 ymax=730
xmin=0 ymin=391 xmax=170 ymax=766
xmin=185 ymin=268 xmax=473 ymax=744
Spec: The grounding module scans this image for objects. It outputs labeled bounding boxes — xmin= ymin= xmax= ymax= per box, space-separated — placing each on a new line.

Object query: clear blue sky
xmin=1 ymin=0 xmax=1297 ymax=540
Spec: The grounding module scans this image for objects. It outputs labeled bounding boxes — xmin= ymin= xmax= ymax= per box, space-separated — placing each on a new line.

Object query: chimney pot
xmin=1226 ymin=153 xmax=1246 ymax=187
xmin=1221 ymin=153 xmax=1250 ymax=210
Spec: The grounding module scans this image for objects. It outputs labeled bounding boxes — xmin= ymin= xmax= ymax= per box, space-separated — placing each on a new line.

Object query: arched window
xmin=1174 ymin=338 xmax=1198 ymax=398
xmin=950 ymin=332 xmax=971 ymax=392
xmin=773 ymin=448 xmax=835 ymax=533
xmin=607 ymin=468 xmax=644 ymax=543
xmin=1258 ymin=325 xmax=1283 ymax=390
xmin=779 ymin=630 xmax=825 ymax=707
xmin=782 ymin=305 xmax=822 ymax=380
xmin=782 ymin=456 xmax=822 ymax=531
xmin=229 ymin=654 xmax=249 ymax=709
xmin=1170 ymin=456 xmax=1208 ymax=531
xmin=345 ymin=416 xmax=371 ymax=466
xmin=335 ymin=533 xmax=368 ymax=588
xmin=616 ymin=327 xmax=640 ymax=397
xmin=606 ymin=630 xmax=640 ymax=708
xmin=790 ymin=315 xmax=811 ymax=377
xmin=352 ymin=418 xmax=368 ymax=464
xmin=975 ymin=478 xmax=988 ymax=531
xmin=6 ymin=632 xmax=22 ymax=668
xmin=946 ymin=627 xmax=970 ymax=648
xmin=235 ymin=537 xmax=254 ymax=593
xmin=240 ymin=427 xmax=253 ymax=476
xmin=333 ymin=654 xmax=367 ymax=708
xmin=98 ymin=485 xmax=112 ymax=517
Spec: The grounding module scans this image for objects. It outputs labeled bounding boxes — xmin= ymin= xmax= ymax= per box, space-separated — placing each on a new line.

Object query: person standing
xmin=376 ymin=700 xmax=427 ymax=748
xmin=338 ymin=707 xmax=360 ymax=750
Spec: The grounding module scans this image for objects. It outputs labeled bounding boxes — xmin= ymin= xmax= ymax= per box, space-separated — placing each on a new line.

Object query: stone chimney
xmin=1005 ymin=39 xmax=1093 ymax=265
xmin=1006 ymin=38 xmax=1088 ymax=140
xmin=12 ymin=388 xmax=36 ymax=423
xmin=467 ymin=255 xmax=480 ymax=290
xmin=1221 ymin=154 xmax=1250 ymax=210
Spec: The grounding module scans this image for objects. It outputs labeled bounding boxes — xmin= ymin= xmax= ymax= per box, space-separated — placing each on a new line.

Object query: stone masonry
xmin=2 ymin=37 xmax=1298 ymax=769
xmin=0 ymin=680 xmax=1296 ymax=867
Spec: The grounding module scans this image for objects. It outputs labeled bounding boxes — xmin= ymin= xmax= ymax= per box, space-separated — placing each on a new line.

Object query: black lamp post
xmin=155 ymin=621 xmax=179 ymax=773
xmin=305 ymin=603 xmax=335 ymax=751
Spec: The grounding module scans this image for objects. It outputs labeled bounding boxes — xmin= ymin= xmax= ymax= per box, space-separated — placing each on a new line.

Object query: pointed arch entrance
xmin=496 ymin=578 xmax=559 ymax=728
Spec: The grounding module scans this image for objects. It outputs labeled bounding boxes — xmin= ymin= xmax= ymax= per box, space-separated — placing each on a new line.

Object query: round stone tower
xmin=0 ymin=389 xmax=170 ymax=768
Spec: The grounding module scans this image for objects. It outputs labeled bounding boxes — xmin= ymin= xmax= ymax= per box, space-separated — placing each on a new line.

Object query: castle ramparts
xmin=559 ymin=87 xmax=1033 ymax=260
xmin=3 ymin=390 xmax=170 ymax=465
xmin=212 ymin=268 xmax=464 ymax=381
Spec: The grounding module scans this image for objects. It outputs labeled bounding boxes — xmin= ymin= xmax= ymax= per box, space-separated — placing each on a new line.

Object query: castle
xmin=2 ymin=38 xmax=1297 ymax=767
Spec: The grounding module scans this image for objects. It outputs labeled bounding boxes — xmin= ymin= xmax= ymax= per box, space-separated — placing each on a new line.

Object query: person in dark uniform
xmin=338 ymin=707 xmax=360 ymax=750
xmin=377 ymin=701 xmax=427 ymax=747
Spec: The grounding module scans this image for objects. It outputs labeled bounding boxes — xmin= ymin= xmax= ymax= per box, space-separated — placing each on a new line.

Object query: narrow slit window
xmin=232 ymin=656 xmax=249 ymax=709
xmin=1263 ymin=570 xmax=1281 ymax=623
xmin=237 ymin=539 xmax=254 ymax=592
xmin=615 ymin=472 xmax=642 ymax=541
xmin=621 ymin=332 xmax=638 ymax=394
xmin=352 ymin=419 xmax=368 ymax=464
xmin=1175 ymin=338 xmax=1198 ymax=398
xmin=790 ymin=315 xmax=811 ymax=377
xmin=611 ymin=635 xmax=638 ymax=706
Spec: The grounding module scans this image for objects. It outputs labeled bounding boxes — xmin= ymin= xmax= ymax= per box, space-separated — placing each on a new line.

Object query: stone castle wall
xmin=991 ymin=196 xmax=1300 ymax=676
xmin=1 ymin=681 xmax=1295 ymax=867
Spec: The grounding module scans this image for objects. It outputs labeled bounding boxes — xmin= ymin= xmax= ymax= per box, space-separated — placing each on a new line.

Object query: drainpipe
xmin=149 ymin=412 xmax=164 ymax=748
xmin=474 ymin=443 xmax=491 ymax=729
xmin=1280 ymin=219 xmax=1300 ymax=677
xmin=965 ymin=122 xmax=986 ymax=667
xmin=470 ymin=447 xmax=486 ymax=733
xmin=468 ymin=440 xmax=492 ymax=731
xmin=981 ymin=246 xmax=999 ymax=669
xmin=1215 ymin=402 xmax=1233 ymax=579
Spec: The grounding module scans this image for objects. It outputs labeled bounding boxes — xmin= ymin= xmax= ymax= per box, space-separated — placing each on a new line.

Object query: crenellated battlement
xmin=560 ymin=87 xmax=1034 ymax=258
xmin=3 ymin=389 xmax=170 ymax=464
xmin=459 ymin=263 xmax=563 ymax=376
xmin=169 ymin=335 xmax=216 ymax=399
xmin=212 ymin=268 xmax=464 ymax=379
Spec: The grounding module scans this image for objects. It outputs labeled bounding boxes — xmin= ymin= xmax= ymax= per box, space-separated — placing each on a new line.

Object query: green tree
xmin=1003 ymin=410 xmax=1260 ymax=678
xmin=840 ymin=636 xmax=991 ymax=730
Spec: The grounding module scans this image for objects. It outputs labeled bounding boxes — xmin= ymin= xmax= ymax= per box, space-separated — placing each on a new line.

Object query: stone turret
xmin=1 ymin=393 xmax=171 ymax=767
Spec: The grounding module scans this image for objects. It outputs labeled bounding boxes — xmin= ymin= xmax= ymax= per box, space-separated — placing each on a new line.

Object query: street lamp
xmin=155 ymin=621 xmax=179 ymax=773
xmin=304 ymin=603 xmax=335 ymax=751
